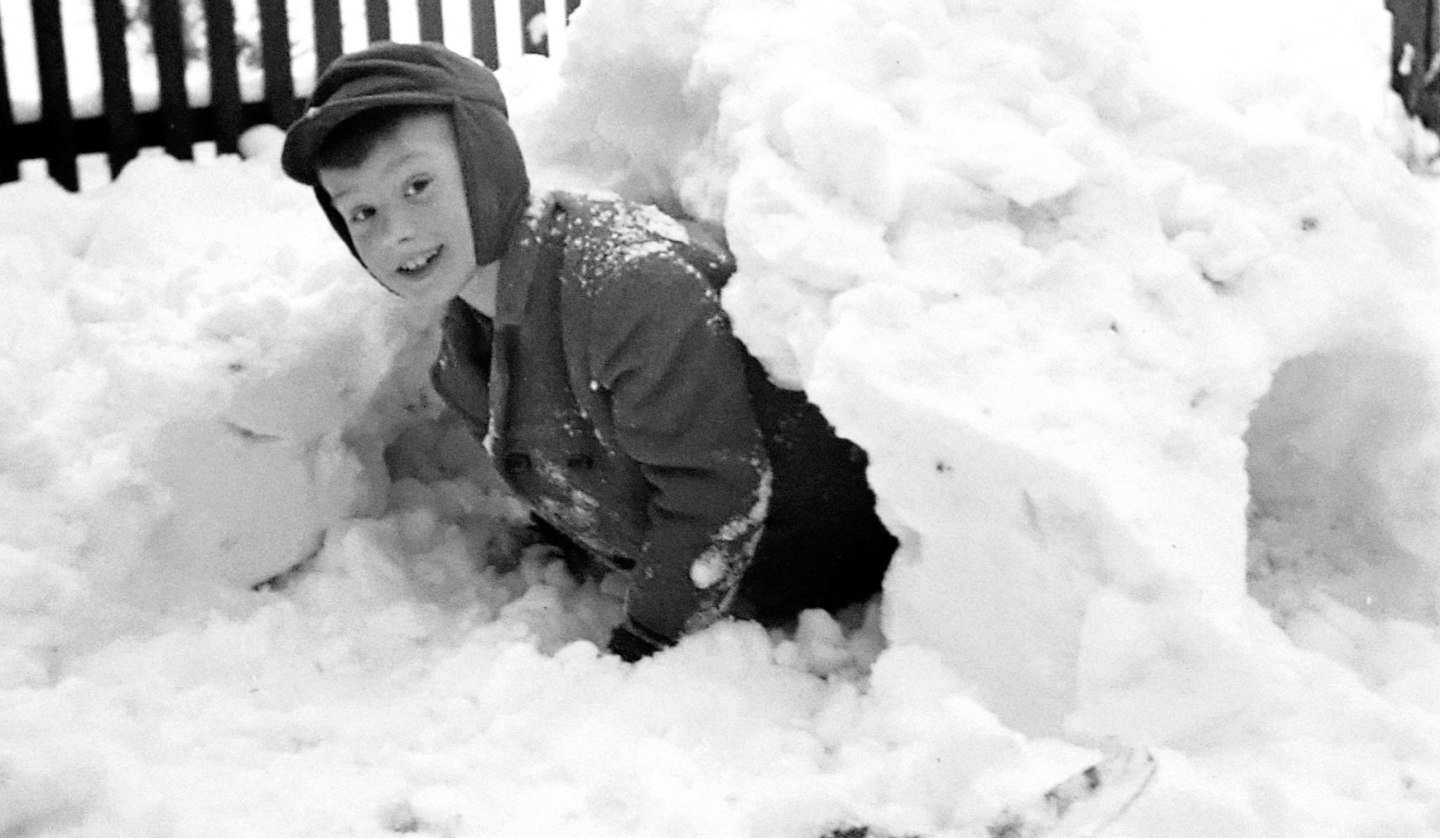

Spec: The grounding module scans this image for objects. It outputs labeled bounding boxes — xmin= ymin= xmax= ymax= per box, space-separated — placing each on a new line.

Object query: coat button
xmin=503 ymin=452 xmax=532 ymax=474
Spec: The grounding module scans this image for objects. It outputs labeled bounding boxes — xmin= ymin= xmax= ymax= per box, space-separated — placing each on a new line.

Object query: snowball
xmin=238 ymin=124 xmax=286 ymax=161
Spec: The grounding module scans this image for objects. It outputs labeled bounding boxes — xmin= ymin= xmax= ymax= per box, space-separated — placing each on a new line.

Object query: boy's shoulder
xmin=529 ymin=191 xmax=735 ymax=285
xmin=540 ymin=190 xmax=691 ymax=243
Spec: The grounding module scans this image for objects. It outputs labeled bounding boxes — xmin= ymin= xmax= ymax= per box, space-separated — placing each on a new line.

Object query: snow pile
xmin=7 ymin=0 xmax=1440 ymax=834
xmin=0 ymin=146 xmax=419 ymax=670
xmin=523 ymin=0 xmax=1440 ymax=831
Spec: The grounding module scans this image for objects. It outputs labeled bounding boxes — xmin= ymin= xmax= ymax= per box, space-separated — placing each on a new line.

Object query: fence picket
xmin=366 ymin=0 xmax=392 ymax=42
xmin=1390 ymin=0 xmax=1440 ymax=130
xmin=470 ymin=0 xmax=498 ymax=68
xmin=31 ymin=0 xmax=80 ymax=190
xmin=203 ymin=0 xmax=243 ymax=155
xmin=417 ymin=0 xmax=444 ymax=43
xmin=151 ymin=0 xmax=196 ymax=159
xmin=314 ymin=0 xmax=343 ymax=72
xmin=0 ymin=5 xmax=18 ymax=184
xmin=258 ymin=0 xmax=297 ymax=128
xmin=93 ymin=0 xmax=138 ymax=177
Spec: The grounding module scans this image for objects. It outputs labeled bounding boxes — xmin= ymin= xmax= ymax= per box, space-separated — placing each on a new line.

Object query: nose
xmin=384 ymin=206 xmax=418 ymax=246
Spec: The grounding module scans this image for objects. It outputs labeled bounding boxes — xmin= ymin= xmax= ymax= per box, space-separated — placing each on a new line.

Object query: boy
xmin=280 ymin=42 xmax=895 ymax=661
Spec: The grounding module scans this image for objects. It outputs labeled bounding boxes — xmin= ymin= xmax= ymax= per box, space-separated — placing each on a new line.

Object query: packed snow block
xmin=140 ymin=400 xmax=370 ymax=594
xmin=807 ymin=277 xmax=1261 ymax=735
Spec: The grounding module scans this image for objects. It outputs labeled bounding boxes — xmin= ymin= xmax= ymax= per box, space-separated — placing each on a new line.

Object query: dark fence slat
xmin=1389 ymin=0 xmax=1425 ymax=104
xmin=1429 ymin=0 xmax=1440 ymax=125
xmin=523 ymin=0 xmax=543 ymax=56
xmin=0 ymin=4 xmax=17 ymax=184
xmin=365 ymin=0 xmax=390 ymax=43
xmin=469 ymin=0 xmax=498 ymax=68
xmin=417 ymin=0 xmax=444 ymax=43
xmin=1389 ymin=0 xmax=1440 ymax=130
xmin=258 ymin=0 xmax=298 ymax=126
xmin=203 ymin=0 xmax=243 ymax=155
xmin=93 ymin=0 xmax=138 ymax=176
xmin=313 ymin=0 xmax=343 ymax=72
xmin=31 ymin=0 xmax=79 ymax=190
xmin=151 ymin=0 xmax=195 ymax=158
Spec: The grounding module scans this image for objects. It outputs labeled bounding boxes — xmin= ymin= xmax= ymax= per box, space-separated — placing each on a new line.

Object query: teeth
xmin=399 ymin=247 xmax=441 ymax=274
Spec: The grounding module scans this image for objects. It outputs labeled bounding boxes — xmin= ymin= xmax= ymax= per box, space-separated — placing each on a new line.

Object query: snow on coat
xmin=433 ymin=192 xmax=769 ymax=641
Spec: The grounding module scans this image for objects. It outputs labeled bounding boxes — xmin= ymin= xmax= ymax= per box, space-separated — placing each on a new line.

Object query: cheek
xmin=442 ymin=201 xmax=476 ymax=257
xmin=350 ymin=233 xmax=384 ymax=271
xmin=457 ymin=221 xmax=480 ymax=263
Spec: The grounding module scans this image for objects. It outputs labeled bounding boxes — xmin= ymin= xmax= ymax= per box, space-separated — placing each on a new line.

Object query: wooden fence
xmin=0 ymin=0 xmax=579 ymax=191
xmin=1390 ymin=0 xmax=1440 ymax=132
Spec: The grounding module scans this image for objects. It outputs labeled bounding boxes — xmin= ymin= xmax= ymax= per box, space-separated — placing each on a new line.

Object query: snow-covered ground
xmin=6 ymin=0 xmax=1440 ymax=835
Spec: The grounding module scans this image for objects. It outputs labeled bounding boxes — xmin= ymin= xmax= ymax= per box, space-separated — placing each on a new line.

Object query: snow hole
xmin=1245 ymin=350 xmax=1440 ymax=625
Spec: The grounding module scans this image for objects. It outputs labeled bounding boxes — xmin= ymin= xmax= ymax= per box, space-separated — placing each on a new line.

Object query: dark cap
xmin=281 ymin=41 xmax=509 ymax=185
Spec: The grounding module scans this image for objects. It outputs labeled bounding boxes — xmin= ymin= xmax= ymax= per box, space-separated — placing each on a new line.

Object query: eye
xmin=347 ymin=205 xmax=375 ymax=225
xmin=404 ymin=176 xmax=432 ymax=198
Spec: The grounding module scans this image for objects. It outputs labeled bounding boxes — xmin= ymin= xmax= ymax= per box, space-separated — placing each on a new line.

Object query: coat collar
xmin=494 ymin=192 xmax=566 ymax=326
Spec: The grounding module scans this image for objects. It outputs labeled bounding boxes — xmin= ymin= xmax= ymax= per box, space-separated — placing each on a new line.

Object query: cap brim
xmin=280 ymin=90 xmax=455 ymax=185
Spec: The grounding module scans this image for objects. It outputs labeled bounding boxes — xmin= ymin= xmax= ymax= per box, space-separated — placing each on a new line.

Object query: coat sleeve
xmin=586 ymin=254 xmax=771 ymax=642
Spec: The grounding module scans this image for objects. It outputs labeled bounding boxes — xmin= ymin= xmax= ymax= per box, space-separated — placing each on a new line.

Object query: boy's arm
xmin=588 ymin=257 xmax=771 ymax=647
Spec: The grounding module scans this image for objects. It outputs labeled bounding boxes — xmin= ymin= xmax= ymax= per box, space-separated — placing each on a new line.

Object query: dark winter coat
xmin=433 ymin=192 xmax=767 ymax=640
xmin=433 ymin=192 xmax=895 ymax=642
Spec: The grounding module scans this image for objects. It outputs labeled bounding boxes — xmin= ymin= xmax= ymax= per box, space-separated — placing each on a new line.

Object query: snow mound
xmin=0 ymin=152 xmax=415 ymax=670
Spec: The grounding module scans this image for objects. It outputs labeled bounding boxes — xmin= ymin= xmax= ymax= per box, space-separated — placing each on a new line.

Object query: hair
xmin=313 ymin=104 xmax=450 ymax=172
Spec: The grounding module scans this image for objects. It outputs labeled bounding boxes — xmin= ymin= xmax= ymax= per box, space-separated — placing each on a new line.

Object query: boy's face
xmin=319 ymin=111 xmax=479 ymax=306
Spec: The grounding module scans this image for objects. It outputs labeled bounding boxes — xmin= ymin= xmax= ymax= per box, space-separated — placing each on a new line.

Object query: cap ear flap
xmin=454 ymin=104 xmax=531 ymax=266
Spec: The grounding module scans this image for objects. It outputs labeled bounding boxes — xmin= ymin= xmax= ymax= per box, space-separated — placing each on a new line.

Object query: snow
xmin=6 ymin=0 xmax=1440 ymax=835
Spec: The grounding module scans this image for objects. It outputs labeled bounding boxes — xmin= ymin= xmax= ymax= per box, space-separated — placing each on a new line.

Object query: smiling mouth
xmin=398 ymin=245 xmax=443 ymax=275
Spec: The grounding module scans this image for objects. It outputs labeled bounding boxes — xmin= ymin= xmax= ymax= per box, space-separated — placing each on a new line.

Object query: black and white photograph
xmin=1 ymin=0 xmax=1438 ymax=835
